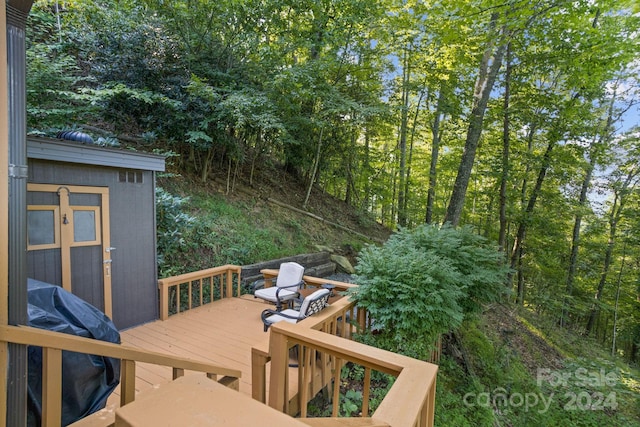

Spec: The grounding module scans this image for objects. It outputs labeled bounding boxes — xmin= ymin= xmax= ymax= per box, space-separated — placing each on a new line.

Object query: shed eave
xmin=27 ymin=137 xmax=165 ymax=172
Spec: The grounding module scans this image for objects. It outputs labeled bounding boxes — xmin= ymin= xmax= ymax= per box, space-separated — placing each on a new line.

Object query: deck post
xmin=120 ymin=359 xmax=136 ymax=406
xmin=267 ymin=327 xmax=289 ymax=412
xmin=225 ymin=271 xmax=232 ymax=297
xmin=251 ymin=348 xmax=268 ymax=403
xmin=425 ymin=378 xmax=436 ymax=427
xmin=42 ymin=348 xmax=62 ymax=427
xmin=158 ymin=280 xmax=169 ymax=320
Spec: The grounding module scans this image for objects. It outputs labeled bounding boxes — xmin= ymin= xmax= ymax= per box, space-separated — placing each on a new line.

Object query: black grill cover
xmin=27 ymin=278 xmax=121 ymax=426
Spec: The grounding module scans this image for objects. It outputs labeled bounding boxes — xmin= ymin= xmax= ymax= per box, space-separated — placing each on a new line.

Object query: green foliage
xmin=340 ymin=389 xmax=362 ymax=417
xmin=350 ymin=224 xmax=510 ymax=359
xmin=435 ymin=357 xmax=495 ymax=427
xmin=434 ymin=315 xmax=640 ymax=427
xmin=155 ymin=187 xmax=195 ymax=277
xmin=26 ymin=6 xmax=95 ymax=130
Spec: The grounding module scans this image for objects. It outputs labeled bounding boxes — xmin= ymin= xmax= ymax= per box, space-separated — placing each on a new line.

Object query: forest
xmin=25 ymin=0 xmax=640 ymax=374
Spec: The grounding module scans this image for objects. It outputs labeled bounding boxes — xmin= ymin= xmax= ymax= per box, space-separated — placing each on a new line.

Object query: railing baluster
xmin=362 ymin=366 xmax=371 ymax=417
xmin=310 ymin=348 xmax=319 ymax=395
xmin=299 ymin=345 xmax=311 ymax=417
xmin=158 ymin=266 xmax=242 ymax=318
xmin=331 ymin=357 xmax=343 ymax=417
xmin=199 ymin=278 xmax=204 ymax=307
xmin=42 ymin=347 xmax=62 ymax=427
xmin=176 ymin=284 xmax=182 ymax=315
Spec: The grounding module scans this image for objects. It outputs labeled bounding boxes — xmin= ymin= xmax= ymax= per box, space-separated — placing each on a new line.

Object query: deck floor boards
xmin=106 ymin=296 xmax=279 ymax=407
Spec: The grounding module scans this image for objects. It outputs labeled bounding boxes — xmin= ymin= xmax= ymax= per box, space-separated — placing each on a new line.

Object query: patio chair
xmin=253 ymin=262 xmax=305 ymax=311
xmin=261 ymin=288 xmax=330 ymax=332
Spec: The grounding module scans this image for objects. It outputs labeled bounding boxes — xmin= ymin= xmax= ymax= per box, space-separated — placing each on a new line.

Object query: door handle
xmin=103 ymin=259 xmax=112 ymax=277
xmin=105 ymin=247 xmax=116 ymax=253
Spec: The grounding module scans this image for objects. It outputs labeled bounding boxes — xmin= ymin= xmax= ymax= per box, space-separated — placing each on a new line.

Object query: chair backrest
xmin=275 ymin=262 xmax=305 ymax=288
xmin=298 ymin=288 xmax=330 ymax=319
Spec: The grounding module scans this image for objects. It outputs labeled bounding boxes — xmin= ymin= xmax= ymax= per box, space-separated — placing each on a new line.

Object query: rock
xmin=314 ymin=244 xmax=334 ymax=253
xmin=331 ymin=254 xmax=355 ymax=274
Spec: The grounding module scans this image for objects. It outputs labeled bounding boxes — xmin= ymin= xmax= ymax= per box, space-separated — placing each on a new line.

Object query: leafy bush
xmin=349 ymin=224 xmax=510 ymax=359
xmin=155 ymin=187 xmax=195 ymax=277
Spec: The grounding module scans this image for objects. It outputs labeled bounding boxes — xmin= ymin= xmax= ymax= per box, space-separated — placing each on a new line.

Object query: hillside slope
xmin=159 ymin=167 xmax=639 ymax=427
xmin=158 ymin=166 xmax=391 ymax=275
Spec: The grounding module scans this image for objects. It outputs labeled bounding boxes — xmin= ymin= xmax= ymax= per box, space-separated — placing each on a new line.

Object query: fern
xmin=350 ymin=224 xmax=510 ymax=359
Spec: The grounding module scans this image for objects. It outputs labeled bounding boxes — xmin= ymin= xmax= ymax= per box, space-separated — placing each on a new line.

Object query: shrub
xmin=349 ymin=224 xmax=510 ymax=359
xmin=155 ymin=186 xmax=195 ymax=277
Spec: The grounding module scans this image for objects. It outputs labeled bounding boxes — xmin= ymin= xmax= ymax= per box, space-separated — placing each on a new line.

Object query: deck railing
xmin=158 ymin=264 xmax=242 ymax=320
xmin=157 ymin=266 xmax=438 ymax=426
xmin=0 ymin=324 xmax=241 ymax=427
xmin=269 ymin=321 xmax=438 ymax=427
xmin=251 ymin=280 xmax=438 ymax=427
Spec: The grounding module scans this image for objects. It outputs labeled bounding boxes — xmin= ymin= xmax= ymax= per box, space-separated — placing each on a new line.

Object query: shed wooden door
xmin=26 ymin=183 xmax=113 ymax=317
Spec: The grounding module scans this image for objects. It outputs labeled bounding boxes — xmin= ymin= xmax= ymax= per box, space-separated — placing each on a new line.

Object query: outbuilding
xmin=26 ymin=135 xmax=165 ymax=330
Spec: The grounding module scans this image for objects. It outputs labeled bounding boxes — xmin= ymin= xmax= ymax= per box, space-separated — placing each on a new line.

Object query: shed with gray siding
xmin=26 ymin=136 xmax=165 ymax=330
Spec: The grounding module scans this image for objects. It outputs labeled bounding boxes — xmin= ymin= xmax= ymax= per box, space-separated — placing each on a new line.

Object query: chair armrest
xmin=274 ymin=280 xmax=305 ymax=307
xmin=251 ymin=279 xmax=266 ymax=293
xmin=274 ymin=280 xmax=304 ymax=297
xmin=261 ymin=308 xmax=301 ymax=332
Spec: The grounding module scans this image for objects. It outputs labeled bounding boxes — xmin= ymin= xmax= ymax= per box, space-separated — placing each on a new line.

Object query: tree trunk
xmin=585 ymin=166 xmax=638 ymax=334
xmin=403 ymin=88 xmax=426 ymax=226
xmin=344 ymin=127 xmax=357 ymax=205
xmin=426 ymin=84 xmax=446 ymax=224
xmin=498 ymin=43 xmax=511 ymax=252
xmin=562 ymin=154 xmax=595 ymax=326
xmin=202 ymin=146 xmax=215 ymax=183
xmin=397 ymin=46 xmax=411 ymax=227
xmin=444 ymin=14 xmax=507 ymax=226
xmin=510 ymin=140 xmax=555 ymax=303
xmin=611 ymin=236 xmax=627 ymax=356
xmin=303 ymin=126 xmax=324 ymax=209
xmin=586 ymin=198 xmax=620 ymax=333
xmin=563 ymin=93 xmax=616 ymax=327
xmin=362 ymin=129 xmax=371 ymax=212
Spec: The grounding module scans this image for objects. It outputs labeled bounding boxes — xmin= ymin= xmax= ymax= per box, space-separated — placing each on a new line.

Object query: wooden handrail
xmin=269 ymin=322 xmax=437 ymax=427
xmin=158 ymin=264 xmax=242 ymax=320
xmin=0 ymin=325 xmax=241 ymax=378
xmin=251 ymin=273 xmax=437 ymax=427
xmin=0 ymin=325 xmax=242 ymax=427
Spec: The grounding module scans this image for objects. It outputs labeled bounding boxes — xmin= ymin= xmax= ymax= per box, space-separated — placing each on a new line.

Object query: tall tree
xmin=586 ymin=150 xmax=640 ymax=334
xmin=498 ymin=42 xmax=512 ymax=252
xmin=444 ymin=11 xmax=508 ymax=226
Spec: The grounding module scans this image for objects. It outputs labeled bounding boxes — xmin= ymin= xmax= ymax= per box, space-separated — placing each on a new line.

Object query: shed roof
xmin=27 ymin=137 xmax=165 ymax=172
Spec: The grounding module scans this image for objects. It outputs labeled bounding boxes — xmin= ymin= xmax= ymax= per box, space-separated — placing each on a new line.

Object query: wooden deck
xmin=106 ymin=295 xmax=277 ymax=407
